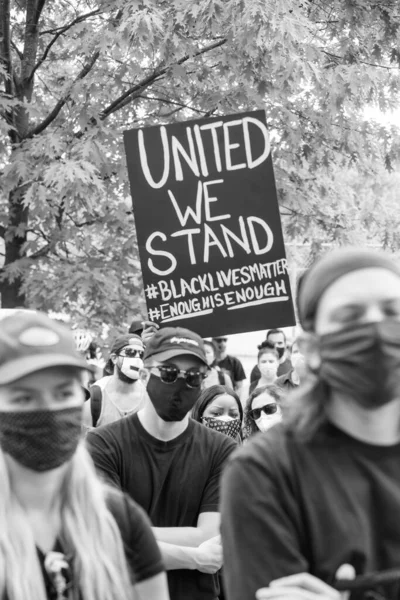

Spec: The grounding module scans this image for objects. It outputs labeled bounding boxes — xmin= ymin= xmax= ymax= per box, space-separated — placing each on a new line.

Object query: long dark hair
xmin=282 ymin=376 xmax=330 ymax=441
xmin=243 ymin=384 xmax=284 ymax=438
xmin=191 ymin=385 xmax=243 ymax=424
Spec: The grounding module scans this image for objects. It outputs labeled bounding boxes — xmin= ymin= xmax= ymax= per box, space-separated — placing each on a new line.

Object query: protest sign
xmin=124 ymin=110 xmax=295 ymax=337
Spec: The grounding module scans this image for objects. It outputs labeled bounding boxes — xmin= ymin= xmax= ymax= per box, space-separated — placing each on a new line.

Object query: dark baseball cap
xmin=143 ymin=327 xmax=207 ymax=365
xmin=0 ymin=311 xmax=92 ymax=384
xmin=128 ymin=319 xmax=143 ymax=335
xmin=110 ymin=334 xmax=143 ymax=355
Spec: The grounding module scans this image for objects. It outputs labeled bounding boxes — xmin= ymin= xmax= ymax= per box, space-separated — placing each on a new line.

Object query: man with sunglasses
xmin=82 ymin=334 xmax=146 ymax=428
xmin=87 ymin=326 xmax=236 ymax=600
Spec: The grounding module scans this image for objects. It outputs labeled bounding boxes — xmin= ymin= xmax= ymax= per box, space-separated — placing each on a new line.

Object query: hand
xmin=141 ymin=321 xmax=159 ymax=345
xmin=193 ymin=535 xmax=223 ymax=574
xmin=256 ymin=566 xmax=356 ymax=600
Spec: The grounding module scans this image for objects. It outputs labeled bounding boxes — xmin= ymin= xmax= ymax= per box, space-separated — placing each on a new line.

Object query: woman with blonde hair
xmin=0 ymin=310 xmax=169 ymax=600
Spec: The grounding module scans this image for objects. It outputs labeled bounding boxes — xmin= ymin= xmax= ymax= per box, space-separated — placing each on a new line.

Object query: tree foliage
xmin=1 ymin=0 xmax=400 ymax=329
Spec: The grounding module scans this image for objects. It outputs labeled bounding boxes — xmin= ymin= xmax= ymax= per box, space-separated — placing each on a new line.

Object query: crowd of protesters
xmin=1 ymin=246 xmax=400 ymax=599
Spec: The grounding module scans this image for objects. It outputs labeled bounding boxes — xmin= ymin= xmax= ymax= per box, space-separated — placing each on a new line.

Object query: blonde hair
xmin=0 ymin=443 xmax=136 ymax=600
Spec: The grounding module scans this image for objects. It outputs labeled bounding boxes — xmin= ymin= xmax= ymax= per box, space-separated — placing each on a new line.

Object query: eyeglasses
xmin=119 ymin=348 xmax=144 ymax=358
xmin=249 ymin=403 xmax=278 ymax=421
xmin=153 ymin=364 xmax=206 ymax=388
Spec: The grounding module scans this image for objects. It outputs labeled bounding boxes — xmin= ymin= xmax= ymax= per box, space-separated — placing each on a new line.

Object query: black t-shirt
xmin=221 ymin=422 xmax=400 ymax=600
xmin=36 ymin=488 xmax=164 ymax=599
xmin=217 ymin=355 xmax=246 ymax=385
xmin=87 ymin=414 xmax=236 ymax=600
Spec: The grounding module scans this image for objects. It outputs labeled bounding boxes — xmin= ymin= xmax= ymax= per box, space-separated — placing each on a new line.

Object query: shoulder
xmin=86 ymin=412 xmax=138 ymax=447
xmin=226 ymin=424 xmax=294 ymax=478
xmin=93 ymin=376 xmax=111 ymax=389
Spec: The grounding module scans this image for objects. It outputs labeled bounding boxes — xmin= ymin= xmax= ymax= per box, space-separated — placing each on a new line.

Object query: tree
xmin=1 ymin=0 xmax=399 ymax=329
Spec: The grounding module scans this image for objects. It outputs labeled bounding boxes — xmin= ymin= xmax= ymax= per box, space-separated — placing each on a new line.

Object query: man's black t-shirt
xmin=217 ymin=355 xmax=246 ymax=386
xmin=221 ymin=422 xmax=400 ymax=600
xmin=87 ymin=414 xmax=236 ymax=600
xmin=36 ymin=488 xmax=164 ymax=599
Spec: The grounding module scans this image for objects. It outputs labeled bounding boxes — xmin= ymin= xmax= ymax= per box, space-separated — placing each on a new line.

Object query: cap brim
xmin=0 ymin=354 xmax=94 ymax=385
xmin=148 ymin=349 xmax=208 ymax=366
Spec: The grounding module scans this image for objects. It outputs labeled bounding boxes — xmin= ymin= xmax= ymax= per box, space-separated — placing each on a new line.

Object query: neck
xmin=218 ymin=351 xmax=227 ymax=361
xmin=327 ymin=394 xmax=400 ymax=445
xmin=109 ymin=373 xmax=137 ymax=394
xmin=138 ymin=401 xmax=190 ymax=441
xmin=7 ymin=457 xmax=67 ymax=512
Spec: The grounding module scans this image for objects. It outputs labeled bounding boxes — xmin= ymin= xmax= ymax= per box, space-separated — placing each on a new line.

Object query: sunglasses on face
xmin=119 ymin=348 xmax=144 ymax=358
xmin=154 ymin=364 xmax=206 ymax=388
xmin=249 ymin=403 xmax=278 ymax=421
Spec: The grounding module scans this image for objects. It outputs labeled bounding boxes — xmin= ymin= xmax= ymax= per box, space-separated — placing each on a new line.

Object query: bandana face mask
xmin=202 ymin=416 xmax=241 ymax=440
xmin=0 ymin=406 xmax=83 ymax=472
xmin=318 ymin=320 xmax=400 ymax=409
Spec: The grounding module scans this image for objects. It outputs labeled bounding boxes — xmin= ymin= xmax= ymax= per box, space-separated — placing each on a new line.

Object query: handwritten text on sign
xmin=124 ymin=110 xmax=295 ymax=336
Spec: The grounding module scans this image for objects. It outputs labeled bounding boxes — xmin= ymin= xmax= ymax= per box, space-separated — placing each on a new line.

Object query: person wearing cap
xmin=83 ymin=334 xmax=146 ymax=428
xmin=221 ymin=247 xmax=400 ymax=600
xmin=0 ymin=311 xmax=169 ymax=600
xmin=87 ymin=326 xmax=237 ymax=600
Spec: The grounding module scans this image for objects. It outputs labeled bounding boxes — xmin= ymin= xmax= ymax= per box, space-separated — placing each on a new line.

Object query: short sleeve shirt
xmin=217 ymin=355 xmax=246 ymax=385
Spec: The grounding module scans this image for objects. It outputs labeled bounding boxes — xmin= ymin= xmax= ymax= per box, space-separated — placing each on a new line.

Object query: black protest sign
xmin=123 ymin=110 xmax=295 ymax=337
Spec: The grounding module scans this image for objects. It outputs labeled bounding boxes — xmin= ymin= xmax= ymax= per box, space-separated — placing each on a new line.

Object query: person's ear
xmin=110 ymin=353 xmax=118 ymax=365
xmin=297 ymin=331 xmax=321 ymax=371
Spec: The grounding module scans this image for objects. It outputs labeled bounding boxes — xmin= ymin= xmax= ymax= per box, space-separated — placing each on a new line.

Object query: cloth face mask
xmin=255 ymin=412 xmax=282 ymax=432
xmin=318 ymin=320 xmax=400 ymax=409
xmin=146 ymin=373 xmax=200 ymax=422
xmin=259 ymin=364 xmax=278 ymax=380
xmin=0 ymin=405 xmax=83 ymax=472
xmin=118 ymin=356 xmax=143 ymax=380
xmin=202 ymin=416 xmax=241 ymax=440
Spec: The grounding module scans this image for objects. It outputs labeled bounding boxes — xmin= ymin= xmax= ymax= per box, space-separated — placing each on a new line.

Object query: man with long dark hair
xmin=221 ymin=247 xmax=400 ymax=600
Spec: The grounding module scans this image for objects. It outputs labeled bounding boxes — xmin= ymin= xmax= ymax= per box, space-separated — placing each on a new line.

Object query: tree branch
xmin=137 ymin=94 xmax=214 ymax=115
xmin=0 ymin=0 xmax=13 ymax=95
xmin=100 ymin=37 xmax=227 ymax=119
xmin=29 ymin=9 xmax=101 ymax=81
xmin=26 ymin=50 xmax=100 ymax=137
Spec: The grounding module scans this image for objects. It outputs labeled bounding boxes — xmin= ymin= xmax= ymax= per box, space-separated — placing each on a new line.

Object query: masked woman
xmin=0 ymin=311 xmax=169 ymax=600
xmin=243 ymin=384 xmax=283 ymax=438
xmin=191 ymin=385 xmax=243 ymax=442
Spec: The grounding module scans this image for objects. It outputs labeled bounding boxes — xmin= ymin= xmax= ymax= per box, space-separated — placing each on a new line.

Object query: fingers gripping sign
xmin=256 ymin=565 xmax=356 ymax=600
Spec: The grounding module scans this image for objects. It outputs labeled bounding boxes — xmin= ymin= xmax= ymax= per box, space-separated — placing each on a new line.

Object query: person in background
xmin=249 ymin=344 xmax=280 ymax=394
xmin=250 ymin=329 xmax=292 ymax=385
xmin=276 ymin=338 xmax=308 ymax=391
xmin=221 ymin=247 xmax=400 ymax=600
xmin=202 ymin=340 xmax=233 ymax=389
xmin=243 ymin=384 xmax=283 ymax=438
xmin=87 ymin=327 xmax=236 ymax=600
xmin=83 ymin=334 xmax=146 ymax=428
xmin=191 ymin=385 xmax=243 ymax=442
xmin=0 ymin=311 xmax=169 ymax=600
xmin=212 ymin=336 xmax=246 ymax=394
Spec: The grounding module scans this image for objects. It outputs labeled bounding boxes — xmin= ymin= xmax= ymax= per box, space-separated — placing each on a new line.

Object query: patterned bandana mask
xmin=202 ymin=416 xmax=241 ymax=440
xmin=0 ymin=406 xmax=83 ymax=472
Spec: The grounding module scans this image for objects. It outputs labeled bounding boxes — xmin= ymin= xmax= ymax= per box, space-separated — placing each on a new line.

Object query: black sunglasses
xmin=119 ymin=348 xmax=144 ymax=358
xmin=154 ymin=364 xmax=206 ymax=388
xmin=249 ymin=403 xmax=278 ymax=421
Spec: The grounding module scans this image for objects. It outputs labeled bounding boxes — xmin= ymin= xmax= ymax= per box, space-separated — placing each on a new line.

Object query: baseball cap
xmin=128 ymin=319 xmax=143 ymax=335
xmin=143 ymin=327 xmax=207 ymax=365
xmin=110 ymin=334 xmax=143 ymax=355
xmin=0 ymin=311 xmax=93 ymax=384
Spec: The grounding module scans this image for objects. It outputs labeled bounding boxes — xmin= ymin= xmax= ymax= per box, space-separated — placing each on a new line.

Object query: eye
xmin=12 ymin=394 xmax=32 ymax=405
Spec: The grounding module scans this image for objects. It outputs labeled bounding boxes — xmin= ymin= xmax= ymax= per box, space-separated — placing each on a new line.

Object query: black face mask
xmin=318 ymin=320 xmax=400 ymax=409
xmin=146 ymin=373 xmax=200 ymax=422
xmin=0 ymin=406 xmax=83 ymax=471
xmin=276 ymin=346 xmax=285 ymax=359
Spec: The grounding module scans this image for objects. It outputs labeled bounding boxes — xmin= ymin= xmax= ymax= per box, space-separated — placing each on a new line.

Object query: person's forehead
xmin=259 ymin=351 xmax=278 ymax=360
xmin=252 ymin=392 xmax=276 ymax=409
xmin=268 ymin=332 xmax=284 ymax=342
xmin=316 ymin=267 xmax=400 ymax=318
xmin=208 ymin=393 xmax=237 ymax=407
